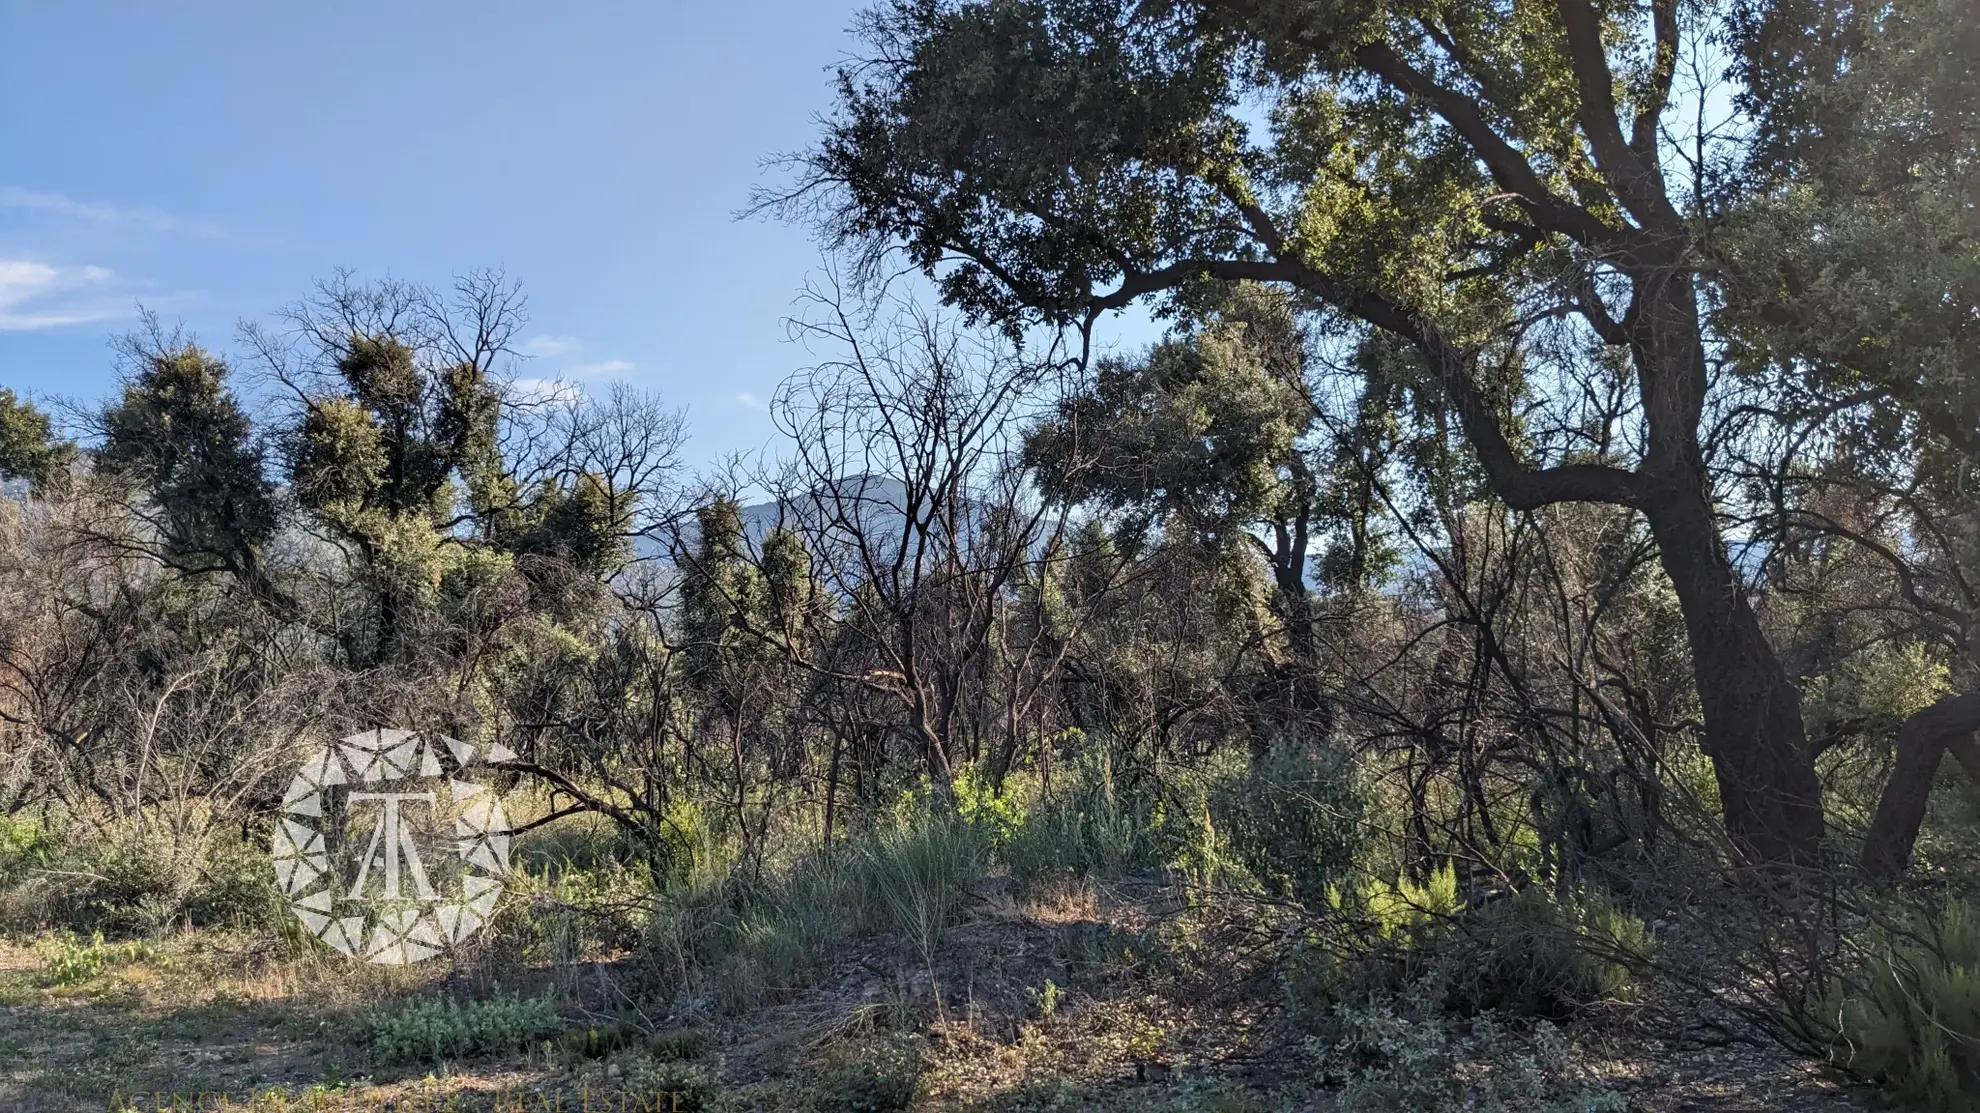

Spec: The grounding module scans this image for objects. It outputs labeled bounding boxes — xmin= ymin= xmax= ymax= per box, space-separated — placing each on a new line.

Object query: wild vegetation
xmin=1 ymin=0 xmax=1977 ymax=1109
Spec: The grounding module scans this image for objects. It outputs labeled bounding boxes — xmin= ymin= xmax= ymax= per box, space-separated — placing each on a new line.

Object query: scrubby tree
xmin=0 ymin=389 xmax=72 ymax=493
xmin=95 ymin=331 xmax=282 ymax=604
xmin=783 ymin=0 xmax=1850 ymax=863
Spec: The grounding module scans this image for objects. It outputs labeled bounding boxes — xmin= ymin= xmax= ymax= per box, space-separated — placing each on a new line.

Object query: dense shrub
xmin=1825 ymin=899 xmax=1980 ymax=1111
xmin=1441 ymin=888 xmax=1653 ymax=1018
xmin=998 ymin=746 xmax=1183 ymax=891
xmin=1209 ymin=741 xmax=1366 ymax=910
xmin=812 ymin=1038 xmax=925 ymax=1113
xmin=1307 ymin=987 xmax=1626 ymax=1113
xmin=624 ymin=1056 xmax=718 ymax=1112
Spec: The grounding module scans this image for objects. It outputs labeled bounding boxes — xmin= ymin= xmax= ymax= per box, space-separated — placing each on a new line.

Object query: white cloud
xmin=521 ymin=334 xmax=581 ymax=358
xmin=0 ymin=186 xmax=222 ymax=238
xmin=511 ymin=377 xmax=587 ymax=405
xmin=565 ymin=359 xmax=634 ymax=378
xmin=736 ymin=392 xmax=767 ymax=411
xmin=0 ymin=259 xmax=123 ymax=331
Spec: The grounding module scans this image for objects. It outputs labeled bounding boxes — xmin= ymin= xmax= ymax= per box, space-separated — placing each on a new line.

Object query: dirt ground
xmin=0 ymin=881 xmax=1878 ymax=1113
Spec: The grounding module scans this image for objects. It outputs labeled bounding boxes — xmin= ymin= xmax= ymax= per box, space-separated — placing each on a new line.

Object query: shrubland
xmin=3 ymin=0 xmax=1980 ymax=1107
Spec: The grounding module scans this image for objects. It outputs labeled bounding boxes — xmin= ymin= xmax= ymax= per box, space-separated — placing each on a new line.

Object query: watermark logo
xmin=273 ymin=729 xmax=516 ymax=964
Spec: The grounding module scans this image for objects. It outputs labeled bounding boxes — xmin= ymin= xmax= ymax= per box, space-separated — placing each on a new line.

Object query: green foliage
xmin=1823 ymin=899 xmax=1980 ymax=1110
xmin=1440 ymin=889 xmax=1653 ymax=1018
xmin=0 ymin=809 xmax=289 ymax=938
xmin=645 ymin=1026 xmax=709 ymax=1061
xmin=1030 ymin=978 xmax=1062 ymax=1019
xmin=1356 ymin=862 xmax=1464 ymax=942
xmin=997 ymin=745 xmax=1180 ymax=891
xmin=35 ymin=931 xmax=159 ymax=987
xmin=1308 ymin=989 xmax=1625 ymax=1113
xmin=363 ymin=993 xmax=562 ymax=1065
xmin=867 ymin=808 xmax=986 ymax=963
xmin=1209 ymin=742 xmax=1366 ymax=910
xmin=559 ymin=1019 xmax=636 ymax=1060
xmin=98 ymin=342 xmax=277 ymax=568
xmin=953 ymin=762 xmax=1027 ymax=850
xmin=1025 ymin=285 xmax=1314 ymax=542
xmin=624 ymin=1055 xmax=718 ymax=1112
xmin=641 ymin=834 xmax=867 ymax=1014
xmin=812 ymin=1038 xmax=925 ymax=1113
xmin=0 ymin=388 xmax=73 ymax=491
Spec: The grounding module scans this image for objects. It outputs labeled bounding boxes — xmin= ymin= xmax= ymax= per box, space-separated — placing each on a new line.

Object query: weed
xmin=813 ymin=1038 xmax=924 ymax=1113
xmin=646 ymin=1025 xmax=709 ymax=1060
xmin=37 ymin=930 xmax=159 ymax=987
xmin=364 ymin=993 xmax=562 ymax=1065
xmin=1308 ymin=988 xmax=1625 ymax=1113
xmin=624 ymin=1055 xmax=718 ymax=1111
xmin=1030 ymin=978 xmax=1062 ymax=1019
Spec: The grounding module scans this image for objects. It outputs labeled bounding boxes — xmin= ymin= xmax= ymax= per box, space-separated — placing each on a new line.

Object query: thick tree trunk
xmin=1642 ymin=482 xmax=1825 ymax=865
xmin=1862 ymin=690 xmax=1980 ymax=879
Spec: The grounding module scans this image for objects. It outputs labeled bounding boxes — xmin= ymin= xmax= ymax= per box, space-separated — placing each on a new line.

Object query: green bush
xmin=624 ymin=1056 xmax=718 ymax=1112
xmin=1825 ymin=899 xmax=1980 ymax=1111
xmin=560 ymin=1019 xmax=637 ymax=1060
xmin=364 ymin=993 xmax=563 ymax=1065
xmin=998 ymin=745 xmax=1177 ymax=890
xmin=36 ymin=930 xmax=159 ymax=987
xmin=1441 ymin=888 xmax=1652 ymax=1018
xmin=867 ymin=811 xmax=984 ymax=963
xmin=1308 ymin=990 xmax=1625 ymax=1113
xmin=646 ymin=1026 xmax=709 ymax=1060
xmin=1289 ymin=877 xmax=1650 ymax=1024
xmin=813 ymin=1038 xmax=924 ymax=1113
xmin=1209 ymin=741 xmax=1365 ymax=910
xmin=639 ymin=836 xmax=870 ymax=1014
xmin=0 ymin=809 xmax=287 ymax=937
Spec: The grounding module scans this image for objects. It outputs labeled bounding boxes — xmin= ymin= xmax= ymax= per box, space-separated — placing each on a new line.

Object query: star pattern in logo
xmin=273 ymin=729 xmax=518 ymax=964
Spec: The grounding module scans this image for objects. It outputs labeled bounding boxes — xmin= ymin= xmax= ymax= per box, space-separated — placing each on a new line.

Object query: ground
xmin=0 ymin=877 xmax=1877 ymax=1113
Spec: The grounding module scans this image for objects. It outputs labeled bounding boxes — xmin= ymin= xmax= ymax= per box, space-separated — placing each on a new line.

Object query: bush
xmin=867 ymin=810 xmax=984 ymax=964
xmin=813 ymin=1038 xmax=924 ymax=1113
xmin=1289 ymin=876 xmax=1650 ymax=1024
xmin=639 ymin=835 xmax=870 ymax=1015
xmin=1308 ymin=989 xmax=1625 ymax=1113
xmin=624 ymin=1056 xmax=718 ymax=1112
xmin=560 ymin=1019 xmax=637 ymax=1060
xmin=998 ymin=745 xmax=1177 ymax=890
xmin=1825 ymin=899 xmax=1980 ymax=1112
xmin=1441 ymin=888 xmax=1652 ymax=1018
xmin=0 ymin=808 xmax=287 ymax=937
xmin=646 ymin=1026 xmax=709 ymax=1060
xmin=1209 ymin=741 xmax=1365 ymax=910
xmin=364 ymin=993 xmax=562 ymax=1065
xmin=36 ymin=930 xmax=159 ymax=987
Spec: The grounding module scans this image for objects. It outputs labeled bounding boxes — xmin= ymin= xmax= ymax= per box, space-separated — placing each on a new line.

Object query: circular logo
xmin=272 ymin=729 xmax=516 ymax=964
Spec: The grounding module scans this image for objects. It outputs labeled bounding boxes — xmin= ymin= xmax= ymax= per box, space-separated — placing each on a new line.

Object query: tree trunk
xmin=1862 ymin=690 xmax=1980 ymax=879
xmin=1641 ymin=481 xmax=1825 ymax=865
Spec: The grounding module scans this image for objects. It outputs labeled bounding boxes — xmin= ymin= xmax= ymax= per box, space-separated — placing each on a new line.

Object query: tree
xmin=95 ymin=330 xmax=281 ymax=603
xmin=0 ymin=389 xmax=73 ymax=493
xmin=1023 ymin=282 xmax=1345 ymax=731
xmin=786 ymin=0 xmax=1831 ymax=863
xmin=1721 ymin=0 xmax=1980 ymax=876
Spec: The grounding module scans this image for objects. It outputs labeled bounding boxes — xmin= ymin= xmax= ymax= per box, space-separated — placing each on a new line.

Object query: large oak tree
xmin=786 ymin=0 xmax=1840 ymax=862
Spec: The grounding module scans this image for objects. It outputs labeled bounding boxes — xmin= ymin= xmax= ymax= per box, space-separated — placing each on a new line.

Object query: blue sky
xmin=0 ymin=1 xmax=1157 ymax=466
